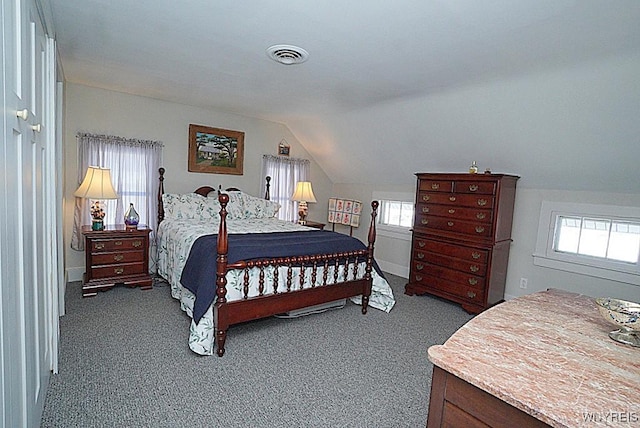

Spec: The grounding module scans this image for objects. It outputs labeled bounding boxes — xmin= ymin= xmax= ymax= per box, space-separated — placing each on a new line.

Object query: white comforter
xmin=156 ymin=217 xmax=395 ymax=355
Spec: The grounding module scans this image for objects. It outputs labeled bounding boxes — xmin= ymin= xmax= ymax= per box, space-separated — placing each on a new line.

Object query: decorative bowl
xmin=595 ymin=297 xmax=640 ymax=347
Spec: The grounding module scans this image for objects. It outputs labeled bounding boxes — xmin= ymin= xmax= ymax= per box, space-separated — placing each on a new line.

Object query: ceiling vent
xmin=266 ymin=44 xmax=309 ymax=65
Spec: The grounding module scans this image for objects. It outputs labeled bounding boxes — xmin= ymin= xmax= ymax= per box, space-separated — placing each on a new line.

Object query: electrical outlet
xmin=520 ymin=277 xmax=528 ymax=289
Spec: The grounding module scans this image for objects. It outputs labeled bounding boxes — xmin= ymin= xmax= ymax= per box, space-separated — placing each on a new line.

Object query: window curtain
xmin=71 ymin=133 xmax=163 ymax=271
xmin=261 ymin=155 xmax=310 ymax=222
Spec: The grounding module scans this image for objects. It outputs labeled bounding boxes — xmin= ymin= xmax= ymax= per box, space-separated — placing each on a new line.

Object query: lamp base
xmin=91 ymin=219 xmax=104 ymax=231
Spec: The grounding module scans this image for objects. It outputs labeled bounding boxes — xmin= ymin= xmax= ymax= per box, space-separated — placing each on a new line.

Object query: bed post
xmin=362 ymin=201 xmax=379 ymax=314
xmin=264 ymin=176 xmax=271 ymax=200
xmin=158 ymin=167 xmax=165 ymax=224
xmin=215 ymin=193 xmax=230 ymax=357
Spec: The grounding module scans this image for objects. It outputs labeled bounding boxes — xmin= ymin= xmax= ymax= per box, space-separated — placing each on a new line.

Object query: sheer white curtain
xmin=261 ymin=155 xmax=310 ymax=221
xmin=71 ymin=133 xmax=163 ymax=271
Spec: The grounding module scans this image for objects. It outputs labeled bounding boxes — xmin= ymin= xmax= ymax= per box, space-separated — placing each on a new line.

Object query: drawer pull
xmin=476 ymin=212 xmax=486 ymax=220
xmin=415 ymin=275 xmax=423 ymax=281
xmin=94 ymin=242 xmax=105 ymax=250
xmin=449 ymin=196 xmax=456 ymax=202
xmin=431 ymin=183 xmax=440 ymax=190
xmin=470 ymin=265 xmax=479 ymax=273
xmin=422 ymin=207 xmax=429 ymax=213
xmin=477 ymin=199 xmax=487 ymax=206
xmin=467 ymin=291 xmax=476 ymax=298
xmin=114 ymin=267 xmax=124 ymax=275
xmin=114 ymin=240 xmax=123 ymax=246
xmin=468 ymin=278 xmax=478 ymax=285
xmin=475 ymin=226 xmax=485 ymax=233
xmin=469 ymin=184 xmax=478 ymax=192
xmin=448 ymin=209 xmax=455 ymax=214
xmin=471 ymin=252 xmax=481 ymax=259
xmin=114 ymin=254 xmax=124 ymax=262
xmin=421 ymin=219 xmax=429 ymax=225
xmin=416 ymin=263 xmax=424 ymax=270
xmin=447 ymin=221 xmax=454 ymax=227
xmin=132 ymin=240 xmax=142 ymax=248
xmin=422 ymin=195 xmax=430 ymax=201
xmin=418 ymin=241 xmax=426 ymax=248
xmin=417 ymin=252 xmax=425 ymax=259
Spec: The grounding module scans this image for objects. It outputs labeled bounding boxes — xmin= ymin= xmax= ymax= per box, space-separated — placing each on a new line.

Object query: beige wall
xmin=63 ymin=83 xmax=331 ymax=280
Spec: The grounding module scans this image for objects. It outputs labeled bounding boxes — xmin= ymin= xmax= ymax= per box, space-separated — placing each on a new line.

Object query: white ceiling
xmin=48 ymin=0 xmax=640 ymax=190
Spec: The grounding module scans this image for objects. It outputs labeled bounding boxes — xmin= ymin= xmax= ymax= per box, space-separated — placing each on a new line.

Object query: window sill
xmin=533 ymin=254 xmax=640 ymax=286
xmin=377 ymin=225 xmax=412 ymax=241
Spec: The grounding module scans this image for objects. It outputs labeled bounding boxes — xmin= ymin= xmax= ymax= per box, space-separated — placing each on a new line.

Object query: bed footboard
xmin=213 ymin=195 xmax=379 ymax=357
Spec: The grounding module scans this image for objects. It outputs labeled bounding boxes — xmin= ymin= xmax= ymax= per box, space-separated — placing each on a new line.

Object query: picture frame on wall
xmin=188 ymin=124 xmax=244 ymax=175
xmin=278 ymin=140 xmax=290 ymax=156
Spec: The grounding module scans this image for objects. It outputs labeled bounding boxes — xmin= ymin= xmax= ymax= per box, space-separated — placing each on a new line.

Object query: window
xmin=534 ymin=201 xmax=640 ymax=286
xmin=373 ymin=191 xmax=414 ymax=241
xmin=261 ymin=154 xmax=310 ymax=222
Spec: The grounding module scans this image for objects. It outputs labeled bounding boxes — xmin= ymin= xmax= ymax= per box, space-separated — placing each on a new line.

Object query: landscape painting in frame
xmin=188 ymin=124 xmax=244 ymax=175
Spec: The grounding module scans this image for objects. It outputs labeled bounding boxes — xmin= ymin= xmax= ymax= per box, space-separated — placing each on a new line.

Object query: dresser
xmin=81 ymin=225 xmax=153 ymax=297
xmin=405 ymin=173 xmax=518 ymax=314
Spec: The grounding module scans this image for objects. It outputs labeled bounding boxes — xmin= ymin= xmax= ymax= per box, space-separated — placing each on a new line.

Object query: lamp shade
xmin=74 ymin=166 xmax=118 ymax=199
xmin=291 ymin=181 xmax=317 ymax=203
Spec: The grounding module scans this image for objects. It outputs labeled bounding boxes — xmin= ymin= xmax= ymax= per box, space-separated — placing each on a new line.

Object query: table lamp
xmin=291 ymin=181 xmax=317 ymax=225
xmin=74 ymin=166 xmax=118 ymax=230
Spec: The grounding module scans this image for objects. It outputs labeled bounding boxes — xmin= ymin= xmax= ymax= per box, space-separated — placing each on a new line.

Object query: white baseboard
xmin=66 ymin=267 xmax=84 ymax=283
xmin=377 ymin=260 xmax=409 ymax=279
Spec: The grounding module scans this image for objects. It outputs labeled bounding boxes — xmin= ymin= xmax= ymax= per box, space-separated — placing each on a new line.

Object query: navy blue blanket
xmin=180 ymin=230 xmax=380 ymax=324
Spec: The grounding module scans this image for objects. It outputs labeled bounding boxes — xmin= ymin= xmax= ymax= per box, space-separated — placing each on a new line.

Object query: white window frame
xmin=533 ymin=201 xmax=640 ymax=286
xmin=373 ymin=191 xmax=414 ymax=241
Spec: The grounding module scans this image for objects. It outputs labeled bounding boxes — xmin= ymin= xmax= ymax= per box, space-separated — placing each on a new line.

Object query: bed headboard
xmin=157 ymin=168 xmax=271 ymax=224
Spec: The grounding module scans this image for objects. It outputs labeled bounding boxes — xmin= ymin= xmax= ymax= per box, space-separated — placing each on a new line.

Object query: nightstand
xmin=81 ymin=225 xmax=152 ymax=297
xmin=303 ymin=220 xmax=325 ymax=230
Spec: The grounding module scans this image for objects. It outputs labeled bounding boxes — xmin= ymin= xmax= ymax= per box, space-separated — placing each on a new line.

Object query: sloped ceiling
xmin=49 ymin=0 xmax=640 ymax=191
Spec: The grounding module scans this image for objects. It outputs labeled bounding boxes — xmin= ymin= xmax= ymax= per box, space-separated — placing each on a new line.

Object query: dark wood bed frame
xmin=157 ymin=168 xmax=379 ymax=356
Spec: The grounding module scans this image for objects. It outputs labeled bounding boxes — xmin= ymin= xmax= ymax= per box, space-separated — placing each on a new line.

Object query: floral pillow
xmin=162 ymin=193 xmax=220 ymax=221
xmin=224 ymin=191 xmax=247 ymax=220
xmin=240 ymin=193 xmax=281 ymax=219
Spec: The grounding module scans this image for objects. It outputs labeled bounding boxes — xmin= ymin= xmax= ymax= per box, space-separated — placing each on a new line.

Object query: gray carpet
xmin=41 ymin=273 xmax=473 ymax=427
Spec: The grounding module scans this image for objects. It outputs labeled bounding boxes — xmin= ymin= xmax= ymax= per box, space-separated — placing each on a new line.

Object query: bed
xmin=155 ymin=168 xmax=395 ymax=356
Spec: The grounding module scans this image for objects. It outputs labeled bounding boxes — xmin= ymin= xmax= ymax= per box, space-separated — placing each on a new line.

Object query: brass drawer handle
xmin=476 ymin=213 xmax=486 ymax=220
xmin=470 ymin=265 xmax=479 ymax=273
xmin=421 ymin=219 xmax=429 ymax=225
xmin=422 ymin=207 xmax=429 ymax=213
xmin=422 ymin=195 xmax=430 ymax=201
xmin=468 ymin=278 xmax=478 ymax=285
xmin=417 ymin=252 xmax=425 ymax=259
xmin=132 ymin=240 xmax=142 ymax=248
xmin=431 ymin=183 xmax=440 ymax=190
xmin=114 ymin=240 xmax=123 ymax=246
xmin=418 ymin=241 xmax=426 ymax=248
xmin=449 ymin=196 xmax=456 ymax=202
xmin=114 ymin=254 xmax=124 ymax=262
xmin=475 ymin=226 xmax=485 ymax=233
xmin=447 ymin=221 xmax=454 ymax=227
xmin=467 ymin=291 xmax=476 ymax=298
xmin=469 ymin=184 xmax=478 ymax=192
xmin=477 ymin=199 xmax=487 ymax=206
xmin=471 ymin=252 xmax=481 ymax=259
xmin=415 ymin=275 xmax=423 ymax=281
xmin=114 ymin=267 xmax=124 ymax=275
xmin=448 ymin=209 xmax=455 ymax=214
xmin=94 ymin=242 xmax=105 ymax=250
xmin=416 ymin=263 xmax=424 ymax=270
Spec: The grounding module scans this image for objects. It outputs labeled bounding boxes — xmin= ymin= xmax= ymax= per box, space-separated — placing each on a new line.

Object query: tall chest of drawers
xmin=405 ymin=173 xmax=519 ymax=314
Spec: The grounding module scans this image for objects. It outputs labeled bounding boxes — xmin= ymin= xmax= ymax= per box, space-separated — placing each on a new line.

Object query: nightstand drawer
xmin=91 ymin=262 xmax=146 ymax=279
xmin=90 ymin=238 xmax=145 ymax=252
xmin=91 ymin=251 xmax=144 ymax=265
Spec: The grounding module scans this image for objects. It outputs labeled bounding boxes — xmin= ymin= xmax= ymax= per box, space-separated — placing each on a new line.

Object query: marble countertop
xmin=428 ymin=289 xmax=639 ymax=427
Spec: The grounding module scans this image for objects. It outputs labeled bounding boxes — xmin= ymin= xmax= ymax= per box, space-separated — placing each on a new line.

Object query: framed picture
xmin=188 ymin=124 xmax=244 ymax=175
xmin=278 ymin=141 xmax=290 ymax=156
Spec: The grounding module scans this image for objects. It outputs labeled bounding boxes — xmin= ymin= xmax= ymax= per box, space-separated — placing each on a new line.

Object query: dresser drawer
xmin=416 ymin=215 xmax=493 ymax=238
xmin=453 ymin=180 xmax=496 ymax=195
xmin=413 ymin=250 xmax=487 ymax=276
xmin=418 ymin=180 xmax=453 ymax=193
xmin=412 ymin=261 xmax=485 ymax=289
xmin=91 ymin=262 xmax=146 ymax=279
xmin=90 ymin=237 xmax=146 ymax=252
xmin=416 ymin=204 xmax=492 ymax=223
xmin=413 ymin=237 xmax=488 ymax=263
xmin=410 ymin=272 xmax=485 ymax=303
xmin=91 ymin=251 xmax=144 ymax=265
xmin=418 ymin=192 xmax=494 ymax=209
